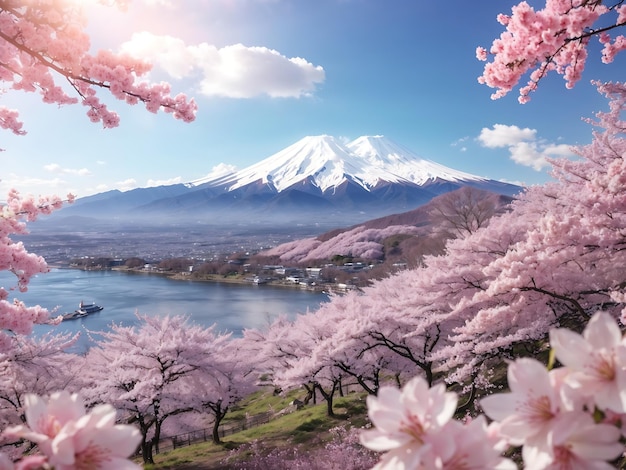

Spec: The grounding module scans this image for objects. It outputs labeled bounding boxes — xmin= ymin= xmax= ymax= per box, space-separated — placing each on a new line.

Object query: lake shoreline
xmin=49 ymin=264 xmax=329 ymax=293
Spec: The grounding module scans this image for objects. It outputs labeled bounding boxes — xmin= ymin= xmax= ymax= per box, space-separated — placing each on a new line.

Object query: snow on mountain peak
xmin=346 ymin=135 xmax=485 ymax=184
xmin=200 ymin=134 xmax=486 ymax=193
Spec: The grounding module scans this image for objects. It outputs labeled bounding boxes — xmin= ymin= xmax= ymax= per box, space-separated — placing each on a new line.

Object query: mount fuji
xmin=192 ymin=135 xmax=494 ymax=193
xmin=51 ymin=135 xmax=521 ymax=227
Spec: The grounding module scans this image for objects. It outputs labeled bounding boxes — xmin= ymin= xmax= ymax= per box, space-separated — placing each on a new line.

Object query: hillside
xmin=257 ymin=187 xmax=514 ymax=267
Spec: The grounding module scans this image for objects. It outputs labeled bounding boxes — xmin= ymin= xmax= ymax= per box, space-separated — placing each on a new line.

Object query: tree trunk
xmin=153 ymin=420 xmax=162 ymax=454
xmin=314 ymin=381 xmax=337 ymax=417
xmin=326 ymin=393 xmax=334 ymax=417
xmin=212 ymin=417 xmax=221 ymax=444
xmin=209 ymin=400 xmax=228 ymax=444
xmin=140 ymin=437 xmax=154 ymax=464
xmin=302 ymin=383 xmax=314 ymax=405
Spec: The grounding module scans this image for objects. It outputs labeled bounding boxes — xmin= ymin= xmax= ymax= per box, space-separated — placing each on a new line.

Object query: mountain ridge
xmin=49 ymin=135 xmax=522 ymax=228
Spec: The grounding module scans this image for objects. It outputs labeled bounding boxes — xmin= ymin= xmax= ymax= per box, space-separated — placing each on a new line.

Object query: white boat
xmin=62 ymin=302 xmax=103 ymax=321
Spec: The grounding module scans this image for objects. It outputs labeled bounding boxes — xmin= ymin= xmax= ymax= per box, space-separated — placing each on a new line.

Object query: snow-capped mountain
xmin=50 ymin=135 xmax=521 ymax=228
xmin=193 ymin=135 xmax=488 ymax=194
xmin=200 ymin=135 xmax=420 ymax=193
xmin=346 ymin=135 xmax=485 ymax=185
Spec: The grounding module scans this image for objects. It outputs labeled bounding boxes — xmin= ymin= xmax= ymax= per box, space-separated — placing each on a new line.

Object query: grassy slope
xmin=142 ymin=387 xmax=370 ymax=470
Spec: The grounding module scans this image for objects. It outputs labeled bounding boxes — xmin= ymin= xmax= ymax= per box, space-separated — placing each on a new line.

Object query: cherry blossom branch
xmin=0 ymin=1 xmax=197 ymax=132
xmin=477 ymin=0 xmax=626 ymax=102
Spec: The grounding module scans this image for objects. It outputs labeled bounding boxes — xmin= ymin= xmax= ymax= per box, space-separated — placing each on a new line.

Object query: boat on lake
xmin=62 ymin=301 xmax=103 ymax=320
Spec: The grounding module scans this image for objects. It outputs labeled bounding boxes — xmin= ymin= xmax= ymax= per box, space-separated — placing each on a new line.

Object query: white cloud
xmin=542 ymin=143 xmax=575 ymax=158
xmin=0 ymin=174 xmax=69 ymax=200
xmin=207 ymin=163 xmax=237 ymax=178
xmin=146 ymin=177 xmax=183 ymax=187
xmin=508 ymin=141 xmax=545 ymax=170
xmin=121 ymin=33 xmax=325 ymax=98
xmin=44 ymin=163 xmax=92 ymax=176
xmin=478 ymin=124 xmax=536 ymax=148
xmin=477 ymin=124 xmax=574 ymax=171
xmin=189 ymin=163 xmax=238 ymax=186
xmin=116 ymin=178 xmax=139 ymax=191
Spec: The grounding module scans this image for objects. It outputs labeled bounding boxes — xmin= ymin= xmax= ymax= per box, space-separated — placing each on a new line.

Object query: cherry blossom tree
xmin=81 ymin=314 xmax=233 ymax=464
xmin=429 ymin=82 xmax=626 ymax=383
xmin=0 ymin=0 xmax=196 ymax=135
xmin=360 ymin=312 xmax=626 ymax=469
xmin=261 ymin=225 xmax=422 ymax=263
xmin=0 ymin=191 xmax=75 ymax=352
xmin=0 ymin=0 xmax=197 ymax=354
xmin=0 ymin=1 xmax=200 ymax=467
xmin=262 ymin=312 xmax=343 ymax=417
xmin=427 ymin=187 xmax=506 ymax=239
xmin=307 ymin=287 xmax=446 ymax=392
xmin=0 ymin=332 xmax=81 ymax=433
xmin=477 ymin=0 xmax=626 ymax=102
xmin=187 ymin=337 xmax=256 ymax=444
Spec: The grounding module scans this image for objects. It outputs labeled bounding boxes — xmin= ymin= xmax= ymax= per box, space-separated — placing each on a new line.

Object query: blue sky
xmin=2 ymin=0 xmax=624 ymax=199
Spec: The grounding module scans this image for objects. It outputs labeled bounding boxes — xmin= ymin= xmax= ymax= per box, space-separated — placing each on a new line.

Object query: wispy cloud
xmin=44 ymin=163 xmax=92 ymax=176
xmin=189 ymin=163 xmax=238 ymax=186
xmin=477 ymin=124 xmax=574 ymax=171
xmin=146 ymin=177 xmax=183 ymax=187
xmin=451 ymin=136 xmax=469 ymax=152
xmin=0 ymin=174 xmax=67 ymax=197
xmin=120 ymin=33 xmax=325 ymax=98
xmin=116 ymin=178 xmax=138 ymax=192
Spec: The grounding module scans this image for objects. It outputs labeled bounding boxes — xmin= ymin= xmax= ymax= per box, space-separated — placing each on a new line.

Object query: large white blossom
xmin=550 ymin=311 xmax=626 ymax=413
xmin=361 ymin=377 xmax=515 ymax=469
xmin=4 ymin=391 xmax=141 ymax=469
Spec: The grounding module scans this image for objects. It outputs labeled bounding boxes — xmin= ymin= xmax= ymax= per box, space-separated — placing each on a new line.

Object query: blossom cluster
xmin=0 ymin=191 xmax=76 ymax=352
xmin=361 ymin=311 xmax=626 ymax=469
xmin=0 ymin=0 xmax=196 ymax=135
xmin=476 ymin=1 xmax=626 ymax=103
xmin=0 ymin=391 xmax=140 ymax=470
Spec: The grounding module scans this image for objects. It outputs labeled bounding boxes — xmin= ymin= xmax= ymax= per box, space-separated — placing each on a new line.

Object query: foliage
xmin=0 ymin=191 xmax=73 ymax=352
xmin=361 ymin=313 xmax=626 ymax=469
xmin=81 ymin=313 xmax=251 ymax=464
xmin=0 ymin=332 xmax=81 ymax=434
xmin=477 ymin=0 xmax=626 ymax=102
xmin=261 ymin=225 xmax=422 ymax=263
xmin=0 ymin=0 xmax=196 ymax=135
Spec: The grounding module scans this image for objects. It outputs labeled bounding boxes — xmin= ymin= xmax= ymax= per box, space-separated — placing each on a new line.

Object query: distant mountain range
xmin=48 ymin=135 xmax=522 ymax=228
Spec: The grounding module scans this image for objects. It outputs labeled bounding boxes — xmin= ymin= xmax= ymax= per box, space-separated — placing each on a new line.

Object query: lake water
xmin=2 ymin=269 xmax=329 ymax=352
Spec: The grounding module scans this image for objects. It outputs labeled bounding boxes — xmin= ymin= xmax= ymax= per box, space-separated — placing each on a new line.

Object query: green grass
xmin=142 ymin=389 xmax=369 ymax=469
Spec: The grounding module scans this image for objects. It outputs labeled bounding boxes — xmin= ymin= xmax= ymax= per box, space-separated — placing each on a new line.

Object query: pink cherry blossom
xmin=423 ymin=417 xmax=516 ymax=470
xmin=521 ymin=412 xmax=623 ymax=469
xmin=4 ymin=391 xmax=141 ymax=470
xmin=480 ymin=358 xmax=576 ymax=447
xmin=478 ymin=1 xmax=624 ymax=102
xmin=360 ymin=376 xmax=457 ymax=469
xmin=0 ymin=191 xmax=71 ymax=352
xmin=550 ymin=311 xmax=626 ymax=413
xmin=0 ymin=1 xmax=196 ymax=136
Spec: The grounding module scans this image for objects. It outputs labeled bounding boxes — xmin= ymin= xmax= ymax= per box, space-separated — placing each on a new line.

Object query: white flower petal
xmin=360 ymin=428 xmax=412 ymax=452
xmin=480 ymin=393 xmax=519 ymax=422
xmin=550 ymin=328 xmax=592 ymax=369
xmin=507 ymin=358 xmax=552 ymax=397
xmin=584 ymin=312 xmax=622 ymax=348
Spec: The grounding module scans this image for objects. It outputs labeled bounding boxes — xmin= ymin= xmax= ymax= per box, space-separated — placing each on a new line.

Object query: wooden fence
xmin=157 ymin=411 xmax=274 ymax=454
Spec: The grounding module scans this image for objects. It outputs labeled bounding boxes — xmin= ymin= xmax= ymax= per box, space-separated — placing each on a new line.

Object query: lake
xmin=2 ymin=269 xmax=329 ymax=352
